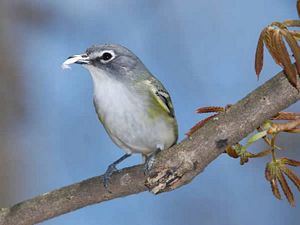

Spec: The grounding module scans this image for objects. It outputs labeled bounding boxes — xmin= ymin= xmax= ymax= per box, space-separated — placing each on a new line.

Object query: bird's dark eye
xmin=102 ymin=52 xmax=113 ymax=61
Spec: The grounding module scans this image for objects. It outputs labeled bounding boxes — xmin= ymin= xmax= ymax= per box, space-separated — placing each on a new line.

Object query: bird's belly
xmin=103 ymin=105 xmax=175 ymax=154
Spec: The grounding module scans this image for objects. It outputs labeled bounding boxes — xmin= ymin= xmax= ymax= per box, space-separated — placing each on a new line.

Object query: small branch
xmin=0 ymin=166 xmax=147 ymax=225
xmin=0 ymin=70 xmax=299 ymax=225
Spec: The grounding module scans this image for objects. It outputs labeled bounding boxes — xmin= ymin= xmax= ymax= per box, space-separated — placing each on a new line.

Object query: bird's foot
xmin=102 ymin=153 xmax=131 ymax=192
xmin=103 ymin=163 xmax=118 ymax=192
xmin=144 ymin=148 xmax=161 ymax=175
xmin=144 ymin=155 xmax=155 ymax=175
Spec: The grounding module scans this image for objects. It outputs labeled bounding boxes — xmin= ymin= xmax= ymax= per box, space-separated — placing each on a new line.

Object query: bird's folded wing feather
xmin=143 ymin=79 xmax=175 ymax=118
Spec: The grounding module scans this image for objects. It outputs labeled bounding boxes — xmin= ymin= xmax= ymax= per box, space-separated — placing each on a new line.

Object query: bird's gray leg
xmin=103 ymin=153 xmax=131 ymax=191
xmin=144 ymin=148 xmax=161 ymax=175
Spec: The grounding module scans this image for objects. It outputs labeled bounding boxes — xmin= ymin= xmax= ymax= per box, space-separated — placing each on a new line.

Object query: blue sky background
xmin=1 ymin=1 xmax=300 ymax=225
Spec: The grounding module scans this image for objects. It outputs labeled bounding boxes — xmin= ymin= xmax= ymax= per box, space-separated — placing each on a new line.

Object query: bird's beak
xmin=62 ymin=53 xmax=90 ymax=69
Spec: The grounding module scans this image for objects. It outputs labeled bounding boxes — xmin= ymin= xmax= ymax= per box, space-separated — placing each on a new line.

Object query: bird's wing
xmin=143 ymin=78 xmax=175 ymax=118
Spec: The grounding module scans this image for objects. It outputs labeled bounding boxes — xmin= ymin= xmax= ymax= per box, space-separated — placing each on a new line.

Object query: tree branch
xmin=0 ymin=70 xmax=299 ymax=225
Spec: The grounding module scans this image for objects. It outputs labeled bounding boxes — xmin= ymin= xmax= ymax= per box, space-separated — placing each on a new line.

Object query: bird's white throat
xmin=86 ymin=66 xmax=142 ymax=116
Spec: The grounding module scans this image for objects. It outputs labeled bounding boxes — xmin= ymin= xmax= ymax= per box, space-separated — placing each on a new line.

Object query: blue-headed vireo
xmin=62 ymin=44 xmax=178 ymax=189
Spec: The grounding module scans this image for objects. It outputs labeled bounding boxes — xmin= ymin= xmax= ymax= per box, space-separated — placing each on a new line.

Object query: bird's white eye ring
xmin=98 ymin=50 xmax=115 ymax=63
xmin=102 ymin=52 xmax=112 ymax=61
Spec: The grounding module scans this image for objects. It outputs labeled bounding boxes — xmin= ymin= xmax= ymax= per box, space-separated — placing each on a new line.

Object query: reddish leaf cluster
xmin=255 ymin=21 xmax=300 ymax=89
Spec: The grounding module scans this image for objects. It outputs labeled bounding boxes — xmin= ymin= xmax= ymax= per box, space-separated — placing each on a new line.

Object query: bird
xmin=62 ymin=44 xmax=178 ymax=190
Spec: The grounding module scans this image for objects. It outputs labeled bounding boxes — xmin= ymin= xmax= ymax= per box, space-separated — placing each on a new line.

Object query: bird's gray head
xmin=63 ymin=44 xmax=146 ymax=81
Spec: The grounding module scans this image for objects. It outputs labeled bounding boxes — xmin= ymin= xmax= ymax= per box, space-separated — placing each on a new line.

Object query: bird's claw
xmin=103 ymin=164 xmax=118 ymax=192
xmin=144 ymin=155 xmax=155 ymax=175
xmin=144 ymin=148 xmax=161 ymax=175
xmin=102 ymin=153 xmax=132 ymax=192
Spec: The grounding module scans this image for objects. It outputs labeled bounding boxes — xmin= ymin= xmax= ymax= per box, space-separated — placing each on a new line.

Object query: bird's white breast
xmin=87 ymin=67 xmax=175 ymax=155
